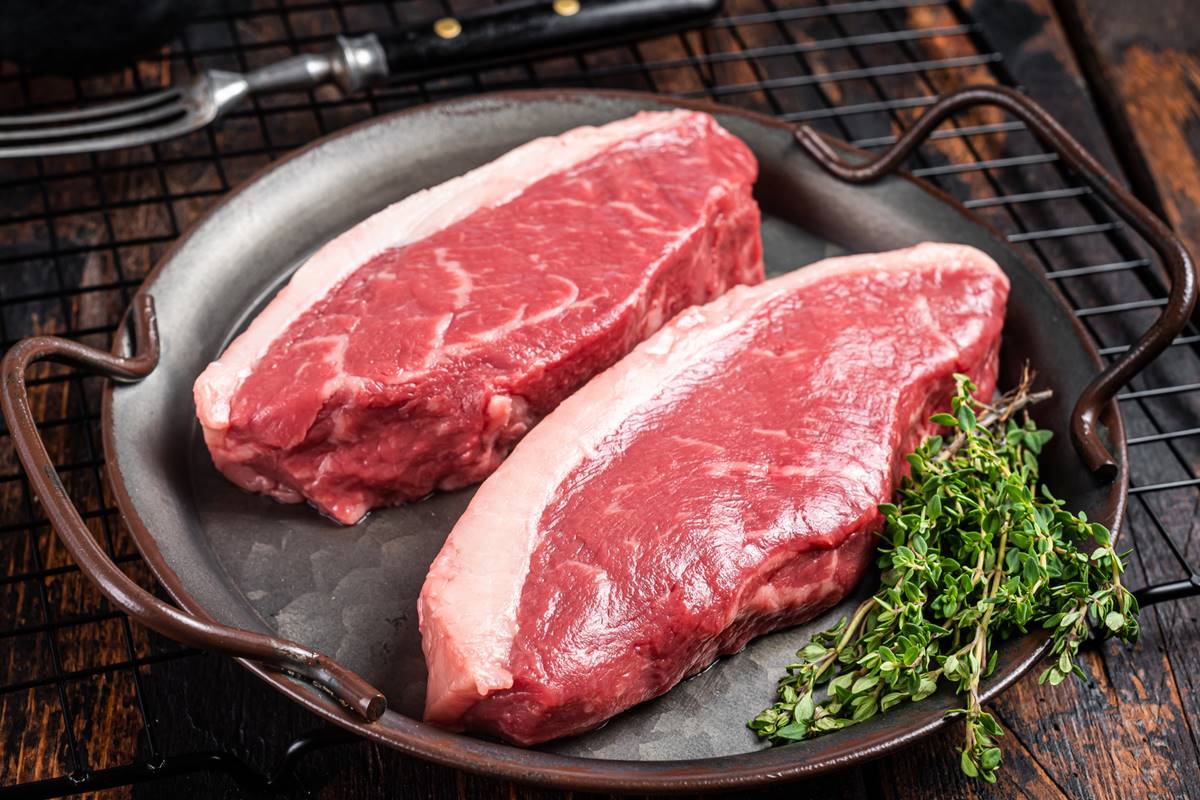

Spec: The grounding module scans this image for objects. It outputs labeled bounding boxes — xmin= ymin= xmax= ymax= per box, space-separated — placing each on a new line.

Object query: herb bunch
xmin=748 ymin=370 xmax=1140 ymax=783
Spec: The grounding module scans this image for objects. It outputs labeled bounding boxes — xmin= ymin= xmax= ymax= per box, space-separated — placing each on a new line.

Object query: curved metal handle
xmin=794 ymin=84 xmax=1199 ymax=482
xmin=0 ymin=294 xmax=386 ymax=722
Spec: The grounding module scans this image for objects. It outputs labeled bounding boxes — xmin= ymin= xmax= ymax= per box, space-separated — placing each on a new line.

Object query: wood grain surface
xmin=1 ymin=1 xmax=1198 ymax=798
xmin=1058 ymin=0 xmax=1200 ymax=258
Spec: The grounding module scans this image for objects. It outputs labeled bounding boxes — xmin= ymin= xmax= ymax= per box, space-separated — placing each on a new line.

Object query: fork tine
xmin=0 ymin=77 xmax=220 ymax=158
xmin=0 ymin=99 xmax=192 ymax=143
xmin=0 ymin=114 xmax=215 ymax=158
xmin=0 ymin=88 xmax=182 ymax=127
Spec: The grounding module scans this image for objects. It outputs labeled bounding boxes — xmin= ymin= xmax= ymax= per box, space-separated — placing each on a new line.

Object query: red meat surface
xmin=420 ymin=243 xmax=1008 ymax=745
xmin=193 ymin=110 xmax=762 ymax=523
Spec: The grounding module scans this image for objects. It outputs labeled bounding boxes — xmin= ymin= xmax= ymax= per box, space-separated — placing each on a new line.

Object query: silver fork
xmin=0 ymin=0 xmax=723 ymax=159
xmin=0 ymin=36 xmax=386 ymax=158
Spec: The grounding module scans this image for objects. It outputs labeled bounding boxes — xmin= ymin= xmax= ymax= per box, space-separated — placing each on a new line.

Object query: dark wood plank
xmin=1058 ymin=0 xmax=1200 ymax=254
xmin=1048 ymin=1 xmax=1200 ymax=795
xmin=1 ymin=2 xmax=1197 ymax=798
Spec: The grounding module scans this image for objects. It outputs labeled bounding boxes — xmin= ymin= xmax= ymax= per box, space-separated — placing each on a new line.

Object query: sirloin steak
xmin=419 ymin=242 xmax=1009 ymax=745
xmin=193 ymin=110 xmax=762 ymax=524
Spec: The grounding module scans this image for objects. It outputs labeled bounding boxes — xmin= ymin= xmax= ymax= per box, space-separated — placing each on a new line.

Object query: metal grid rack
xmin=1 ymin=0 xmax=1197 ymax=796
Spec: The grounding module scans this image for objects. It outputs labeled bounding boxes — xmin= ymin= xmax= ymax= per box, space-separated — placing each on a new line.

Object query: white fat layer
xmin=418 ymin=242 xmax=1009 ymax=722
xmin=193 ymin=109 xmax=696 ymax=430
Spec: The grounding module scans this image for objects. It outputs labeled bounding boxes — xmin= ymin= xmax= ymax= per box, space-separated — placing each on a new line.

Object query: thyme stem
xmin=749 ymin=370 xmax=1141 ymax=784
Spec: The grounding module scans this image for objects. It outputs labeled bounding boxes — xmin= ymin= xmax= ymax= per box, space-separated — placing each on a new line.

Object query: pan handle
xmin=794 ymin=84 xmax=1199 ymax=481
xmin=0 ymin=294 xmax=386 ymax=722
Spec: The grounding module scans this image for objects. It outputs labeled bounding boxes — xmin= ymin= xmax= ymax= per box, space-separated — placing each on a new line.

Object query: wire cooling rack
xmin=1 ymin=0 xmax=1197 ymax=796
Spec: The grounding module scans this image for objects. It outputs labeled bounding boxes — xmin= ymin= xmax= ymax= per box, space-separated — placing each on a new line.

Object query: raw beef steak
xmin=419 ymin=242 xmax=1008 ymax=745
xmin=193 ymin=110 xmax=762 ymax=524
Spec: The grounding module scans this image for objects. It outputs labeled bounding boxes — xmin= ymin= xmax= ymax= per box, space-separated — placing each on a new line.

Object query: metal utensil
xmin=0 ymin=0 xmax=722 ymax=158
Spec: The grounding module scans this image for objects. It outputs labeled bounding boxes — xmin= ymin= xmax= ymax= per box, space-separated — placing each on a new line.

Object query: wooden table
xmin=1 ymin=1 xmax=1197 ymax=797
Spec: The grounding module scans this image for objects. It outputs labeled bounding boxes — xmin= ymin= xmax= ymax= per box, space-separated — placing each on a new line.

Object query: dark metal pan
xmin=3 ymin=86 xmax=1195 ymax=792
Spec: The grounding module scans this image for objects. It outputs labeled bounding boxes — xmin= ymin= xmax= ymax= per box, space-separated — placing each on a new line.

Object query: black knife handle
xmin=377 ymin=0 xmax=722 ymax=76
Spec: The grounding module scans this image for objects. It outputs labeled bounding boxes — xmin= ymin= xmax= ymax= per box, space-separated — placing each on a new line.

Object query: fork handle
xmin=377 ymin=0 xmax=722 ymax=77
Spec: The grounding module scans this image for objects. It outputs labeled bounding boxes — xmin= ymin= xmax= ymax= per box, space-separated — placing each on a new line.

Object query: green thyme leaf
xmin=749 ymin=367 xmax=1140 ymax=785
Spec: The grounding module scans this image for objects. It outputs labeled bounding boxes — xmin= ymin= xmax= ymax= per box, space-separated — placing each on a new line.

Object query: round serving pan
xmin=3 ymin=86 xmax=1194 ymax=792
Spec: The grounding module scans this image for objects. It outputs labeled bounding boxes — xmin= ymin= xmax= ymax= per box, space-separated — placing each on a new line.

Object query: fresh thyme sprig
xmin=749 ymin=370 xmax=1140 ymax=783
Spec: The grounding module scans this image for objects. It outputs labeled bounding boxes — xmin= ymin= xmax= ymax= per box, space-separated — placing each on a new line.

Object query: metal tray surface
xmin=100 ymin=90 xmax=1127 ymax=791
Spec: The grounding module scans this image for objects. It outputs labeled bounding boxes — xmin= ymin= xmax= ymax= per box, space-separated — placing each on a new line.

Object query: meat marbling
xmin=193 ymin=110 xmax=762 ymax=523
xmin=419 ymin=242 xmax=1009 ymax=745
